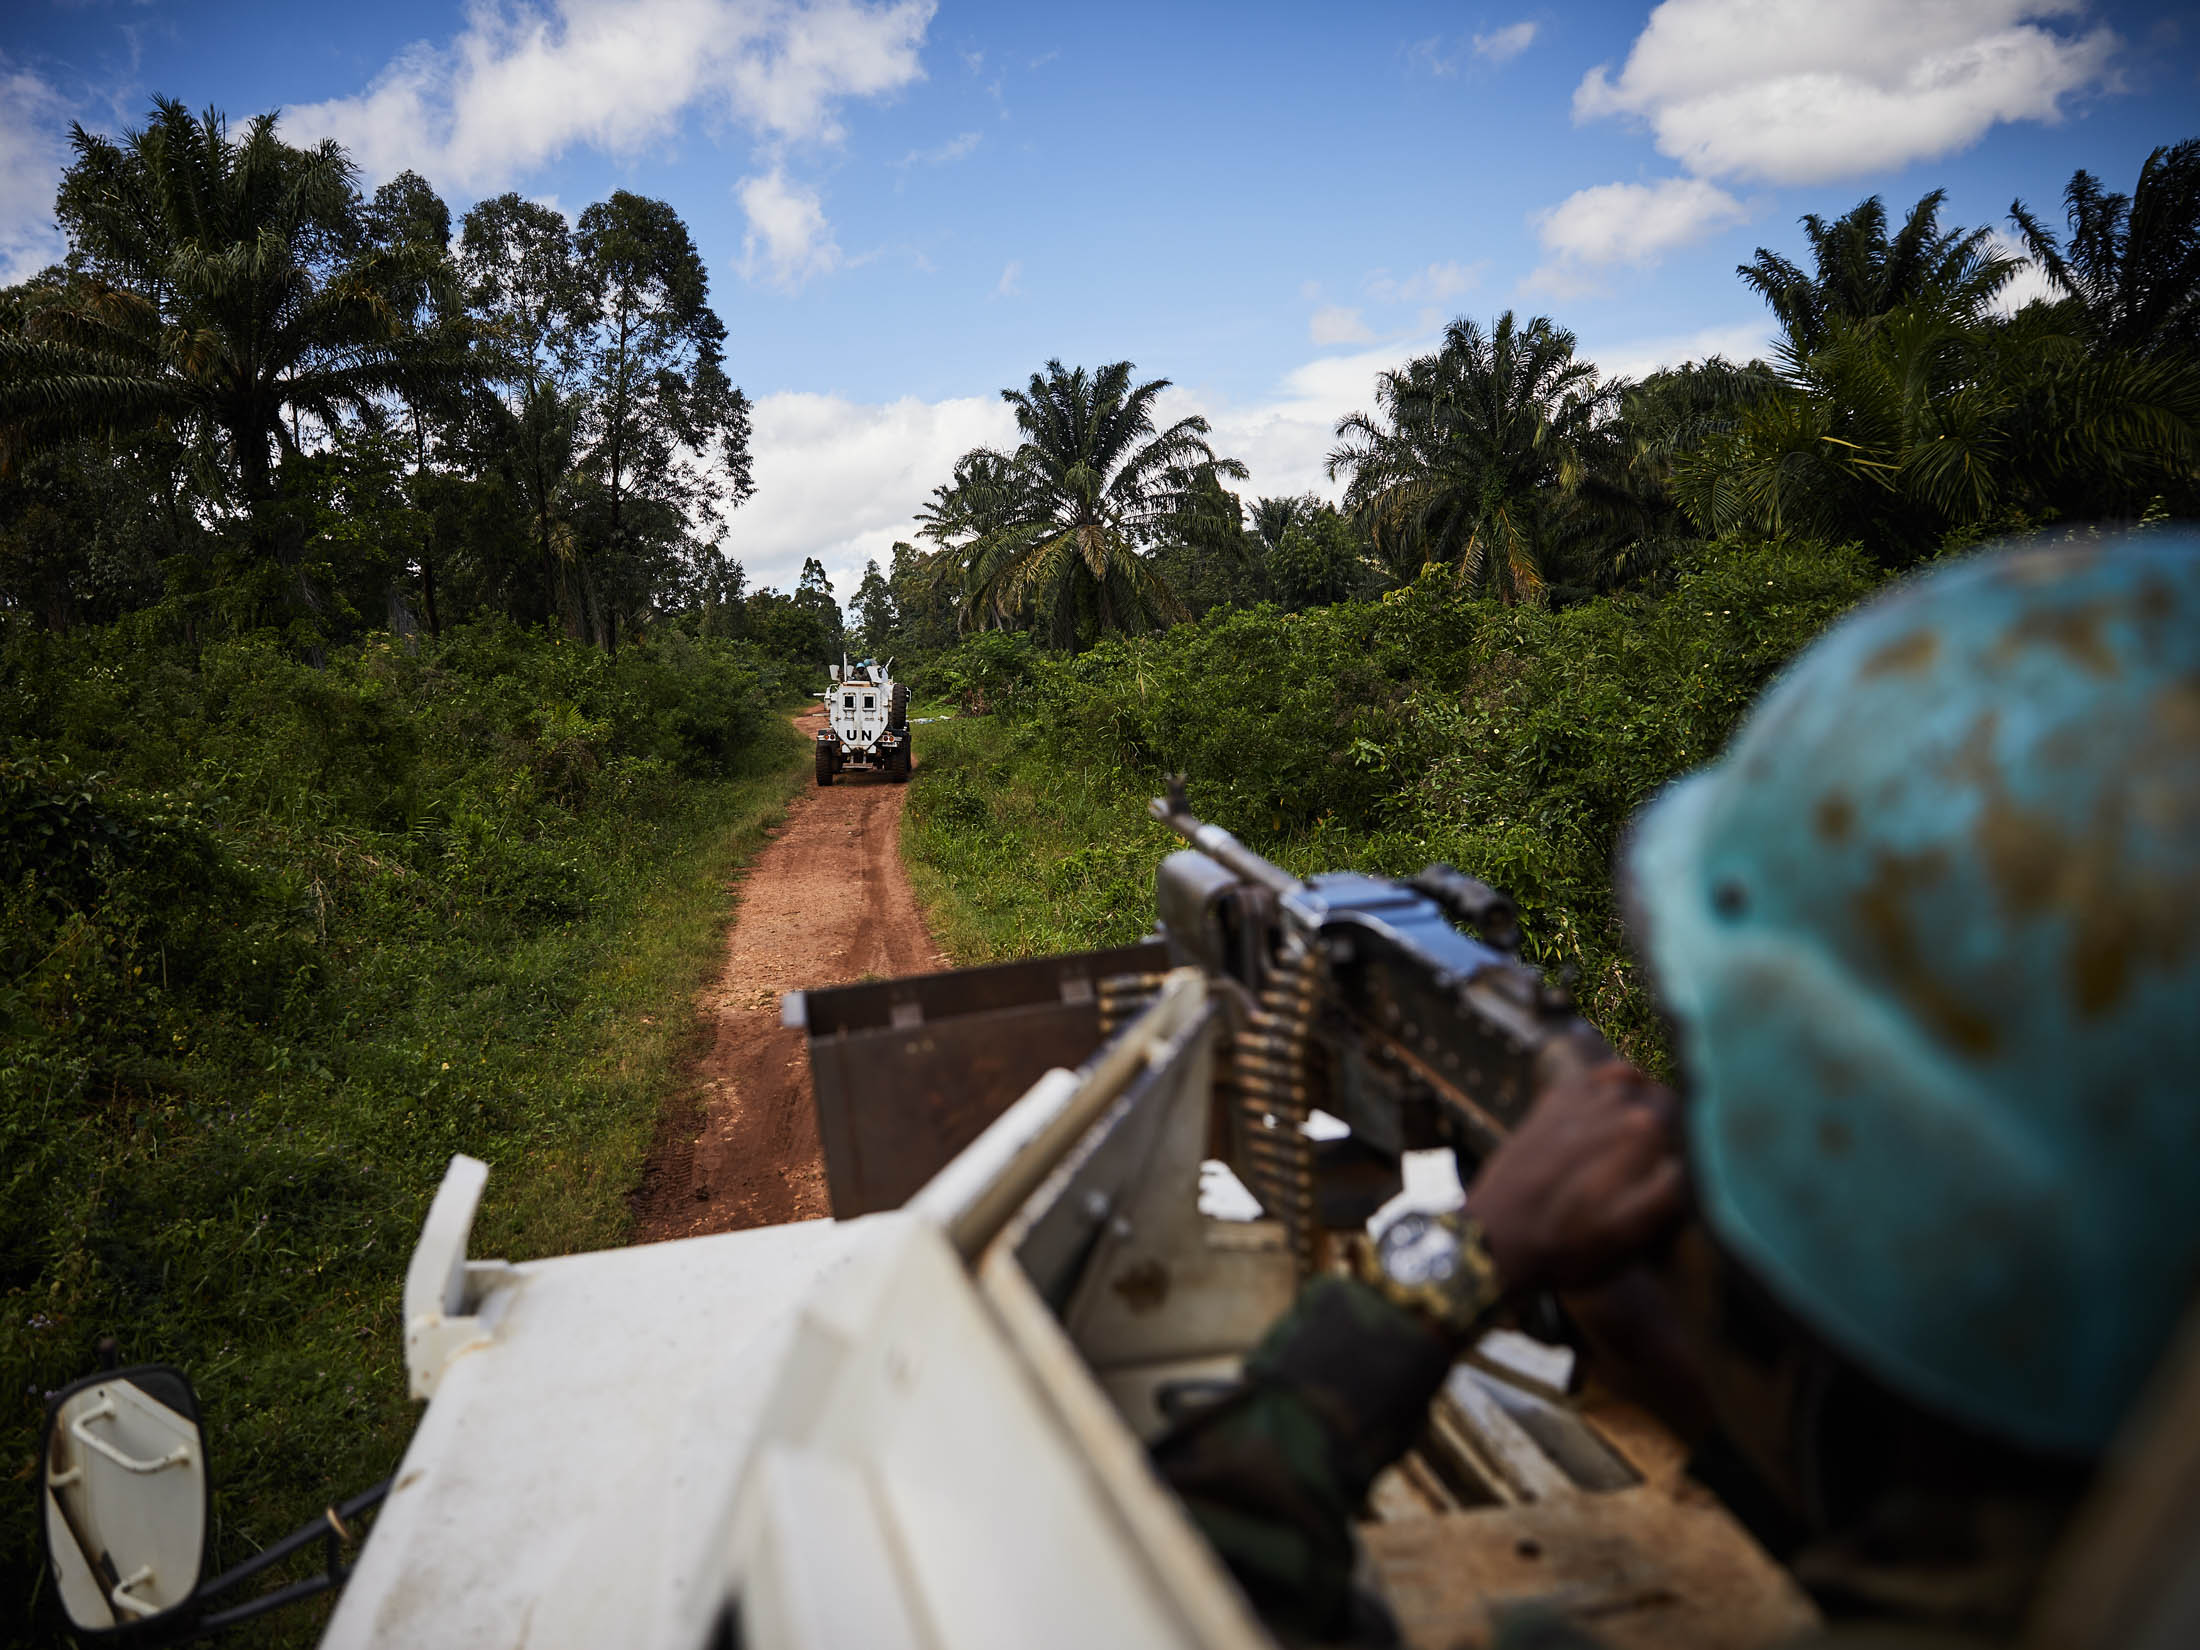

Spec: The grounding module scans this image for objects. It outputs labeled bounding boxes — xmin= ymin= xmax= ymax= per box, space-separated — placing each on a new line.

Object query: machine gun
xmin=1141 ymin=781 xmax=1613 ymax=1269
xmin=794 ymin=780 xmax=1615 ymax=1258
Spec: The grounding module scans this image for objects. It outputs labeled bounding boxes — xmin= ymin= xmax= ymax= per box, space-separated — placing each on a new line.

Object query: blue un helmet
xmin=1625 ymin=535 xmax=2200 ymax=1457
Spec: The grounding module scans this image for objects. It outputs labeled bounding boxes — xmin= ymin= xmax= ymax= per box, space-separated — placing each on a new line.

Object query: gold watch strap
xmin=1358 ymin=1209 xmax=1505 ymax=1340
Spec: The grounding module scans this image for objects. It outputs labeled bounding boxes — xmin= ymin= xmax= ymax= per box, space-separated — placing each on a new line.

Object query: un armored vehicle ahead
xmin=817 ymin=657 xmax=909 ymax=785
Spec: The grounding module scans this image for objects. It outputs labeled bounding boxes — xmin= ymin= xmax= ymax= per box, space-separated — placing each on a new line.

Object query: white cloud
xmin=735 ymin=342 xmax=1440 ymax=588
xmin=1574 ymin=0 xmax=2118 ymax=186
xmin=0 ymin=62 xmax=72 ymax=285
xmin=733 ymin=389 xmax=1014 ymax=598
xmin=1576 ymin=319 xmax=1775 ymax=382
xmin=1413 ymin=21 xmax=1537 ymax=76
xmin=992 ymin=258 xmax=1021 ymax=298
xmin=737 ymin=165 xmax=841 ymax=288
xmin=1155 ymin=335 xmax=1441 ymax=506
xmin=1406 ymin=37 xmax=1463 ymax=77
xmin=1518 ymin=264 xmax=1615 ymax=301
xmin=893 ymin=129 xmax=979 ymax=168
xmin=285 ymin=0 xmax=934 ymax=191
xmin=1310 ymin=305 xmax=1374 ymax=346
xmin=1984 ymin=227 xmax=2063 ymax=315
xmin=1366 ymin=260 xmax=1482 ymax=304
xmin=1473 ymin=21 xmax=1538 ymax=64
xmin=1531 ymin=176 xmax=1747 ymax=280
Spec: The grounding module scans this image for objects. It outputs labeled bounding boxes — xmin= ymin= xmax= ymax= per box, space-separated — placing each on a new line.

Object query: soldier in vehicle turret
xmin=1155 ymin=535 xmax=2200 ymax=1647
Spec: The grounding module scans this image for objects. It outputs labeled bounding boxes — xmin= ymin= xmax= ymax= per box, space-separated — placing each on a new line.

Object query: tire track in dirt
xmin=631 ymin=704 xmax=945 ymax=1241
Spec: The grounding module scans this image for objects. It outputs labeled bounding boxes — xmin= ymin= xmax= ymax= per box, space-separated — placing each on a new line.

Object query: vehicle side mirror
xmin=42 ymin=1365 xmax=208 ymax=1637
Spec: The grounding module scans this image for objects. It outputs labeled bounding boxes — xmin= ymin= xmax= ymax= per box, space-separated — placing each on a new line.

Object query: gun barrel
xmin=1148 ymin=791 xmax=1303 ymax=901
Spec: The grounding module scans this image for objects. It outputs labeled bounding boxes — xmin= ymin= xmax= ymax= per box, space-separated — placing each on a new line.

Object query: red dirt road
xmin=631 ymin=705 xmax=944 ymax=1241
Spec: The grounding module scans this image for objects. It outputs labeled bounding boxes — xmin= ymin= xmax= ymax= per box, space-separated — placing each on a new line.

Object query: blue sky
xmin=3 ymin=0 xmax=2195 ymax=597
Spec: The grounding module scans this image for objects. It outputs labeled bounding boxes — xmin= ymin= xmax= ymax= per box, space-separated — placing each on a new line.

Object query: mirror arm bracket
xmin=403 ymin=1156 xmax=519 ymax=1400
xmin=68 ymin=1396 xmax=195 ymax=1475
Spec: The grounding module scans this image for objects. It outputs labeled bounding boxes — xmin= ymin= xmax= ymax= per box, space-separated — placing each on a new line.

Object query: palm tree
xmin=1328 ymin=312 xmax=1616 ymax=604
xmin=1249 ymin=494 xmax=1312 ymax=555
xmin=2010 ymin=139 xmax=2200 ymax=360
xmin=1693 ymin=178 xmax=2200 ymax=557
xmin=1537 ymin=357 xmax=1780 ymax=595
xmin=924 ymin=360 xmax=1246 ymax=643
xmin=1 ymin=100 xmax=443 ymax=558
xmin=914 ymin=448 xmax=1022 ymax=623
xmin=1671 ymin=304 xmax=2199 ymax=556
xmin=1738 ymin=191 xmax=2016 ymax=354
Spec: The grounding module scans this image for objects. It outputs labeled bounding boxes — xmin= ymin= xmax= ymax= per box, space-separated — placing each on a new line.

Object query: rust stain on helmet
xmin=2155 ymin=676 xmax=2200 ymax=747
xmin=1854 ymin=848 xmax=1999 ymax=1058
xmin=1970 ymin=682 xmax=2200 ymax=1019
xmin=1859 ymin=629 xmax=1938 ymax=678
xmin=2005 ymin=601 xmax=2121 ymax=678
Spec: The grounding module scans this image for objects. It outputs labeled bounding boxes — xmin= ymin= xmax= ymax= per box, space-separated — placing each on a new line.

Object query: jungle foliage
xmin=0 ymin=99 xmax=832 ymax=658
xmin=0 ymin=619 xmax=806 ymax=1634
xmin=887 ymin=143 xmax=2195 ymax=654
xmin=905 ymin=536 xmax=1892 ymax=1063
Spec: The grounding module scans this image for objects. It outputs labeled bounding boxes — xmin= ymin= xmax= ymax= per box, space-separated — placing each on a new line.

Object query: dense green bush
xmin=1 ymin=619 xmax=799 ymax=1639
xmin=910 ymin=537 xmax=1889 ymax=1056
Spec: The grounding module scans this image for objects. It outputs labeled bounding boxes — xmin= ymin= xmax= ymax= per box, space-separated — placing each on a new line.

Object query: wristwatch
xmin=1358 ymin=1209 xmax=1505 ymax=1342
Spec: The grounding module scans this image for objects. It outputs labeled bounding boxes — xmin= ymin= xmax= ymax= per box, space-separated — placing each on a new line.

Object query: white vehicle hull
xmin=328 ymin=968 xmax=1817 ymax=1650
xmin=325 ymin=975 xmax=1272 ymax=1650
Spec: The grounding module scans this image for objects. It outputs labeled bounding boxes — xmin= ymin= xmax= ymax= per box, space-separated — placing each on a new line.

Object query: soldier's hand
xmin=1469 ymin=1061 xmax=1686 ymax=1295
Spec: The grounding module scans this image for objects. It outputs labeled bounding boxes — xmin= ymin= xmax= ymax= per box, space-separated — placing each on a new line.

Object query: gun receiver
xmin=1148 ymin=781 xmax=1612 ymax=1263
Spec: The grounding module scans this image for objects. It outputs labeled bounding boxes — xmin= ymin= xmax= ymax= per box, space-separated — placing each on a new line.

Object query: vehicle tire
xmin=889 ymin=683 xmax=909 ymax=733
xmin=816 ymin=744 xmax=836 ymax=786
xmin=891 ymin=744 xmax=910 ymax=783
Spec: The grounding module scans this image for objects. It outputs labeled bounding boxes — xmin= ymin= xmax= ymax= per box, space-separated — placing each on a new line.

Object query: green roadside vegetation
xmin=2 ymin=624 xmax=808 ymax=1636
xmin=905 ymin=537 xmax=1887 ymax=1064
xmin=895 ymin=144 xmax=2195 ymax=1062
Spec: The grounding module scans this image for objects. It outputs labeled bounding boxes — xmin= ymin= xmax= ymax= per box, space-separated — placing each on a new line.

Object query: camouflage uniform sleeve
xmin=1149 ymin=1274 xmax=1456 ymax=1641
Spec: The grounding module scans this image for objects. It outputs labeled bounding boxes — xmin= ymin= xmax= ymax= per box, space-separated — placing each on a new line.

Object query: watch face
xmin=1381 ymin=1214 xmax=1460 ymax=1287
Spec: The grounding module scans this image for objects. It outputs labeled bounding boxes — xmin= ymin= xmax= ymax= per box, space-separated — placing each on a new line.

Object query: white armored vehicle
xmin=816 ymin=657 xmax=909 ymax=785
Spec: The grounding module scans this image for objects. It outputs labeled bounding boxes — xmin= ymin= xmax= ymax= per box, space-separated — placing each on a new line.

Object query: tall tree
xmin=914 ymin=449 xmax=1022 ymax=624
xmin=1738 ymin=191 xmax=2017 ymax=354
xmin=1262 ymin=499 xmax=1377 ymax=609
xmin=2 ymin=99 xmax=441 ymax=614
xmin=851 ymin=558 xmax=896 ymax=653
xmin=1329 ymin=313 xmax=1616 ymax=604
xmin=459 ymin=193 xmax=590 ymax=629
xmin=1671 ymin=304 xmax=2199 ymax=556
xmin=359 ymin=170 xmax=464 ymax=634
xmin=570 ymin=191 xmax=754 ymax=653
xmin=1554 ymin=357 xmax=1780 ymax=594
xmin=924 ymin=360 xmax=1246 ymax=644
xmin=1249 ymin=495 xmax=1313 ymax=559
xmin=2010 ymin=139 xmax=2200 ymax=360
xmin=794 ymin=555 xmax=843 ymax=655
xmin=888 ymin=539 xmax=959 ymax=650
